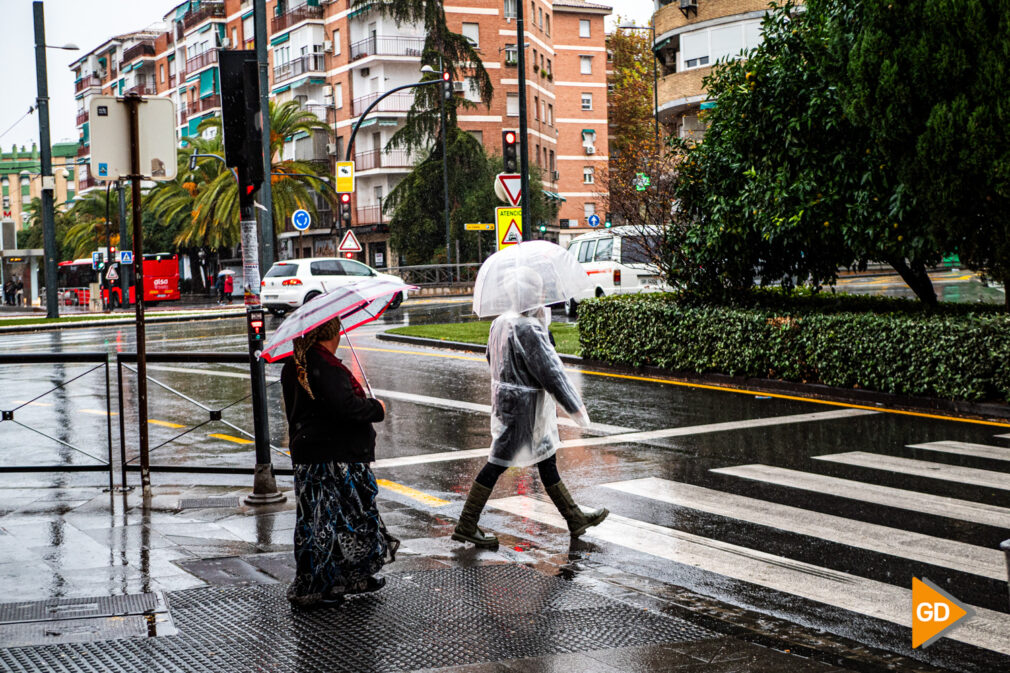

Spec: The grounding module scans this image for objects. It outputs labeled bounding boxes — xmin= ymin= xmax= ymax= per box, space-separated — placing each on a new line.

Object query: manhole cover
xmin=178 ymin=497 xmax=240 ymax=509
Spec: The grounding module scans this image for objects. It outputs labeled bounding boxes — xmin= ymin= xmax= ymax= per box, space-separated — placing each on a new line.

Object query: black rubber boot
xmin=451 ymin=481 xmax=499 ymax=549
xmin=545 ymin=481 xmax=608 ymax=537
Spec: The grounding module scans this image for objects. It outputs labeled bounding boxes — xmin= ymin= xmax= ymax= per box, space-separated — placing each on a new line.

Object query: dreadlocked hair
xmin=292 ymin=317 xmax=343 ymax=399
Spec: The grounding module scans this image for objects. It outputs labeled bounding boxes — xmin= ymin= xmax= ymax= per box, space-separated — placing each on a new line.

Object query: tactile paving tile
xmin=177 ymin=497 xmax=240 ymax=509
xmin=0 ymin=564 xmax=715 ymax=672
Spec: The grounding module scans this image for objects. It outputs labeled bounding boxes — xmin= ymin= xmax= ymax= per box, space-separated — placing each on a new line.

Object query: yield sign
xmin=497 ymin=173 xmax=522 ymax=206
xmin=338 ymin=229 xmax=363 ymax=253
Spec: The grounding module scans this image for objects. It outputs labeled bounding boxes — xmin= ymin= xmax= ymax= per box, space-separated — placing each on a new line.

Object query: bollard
xmin=1002 ymin=539 xmax=1010 ymax=611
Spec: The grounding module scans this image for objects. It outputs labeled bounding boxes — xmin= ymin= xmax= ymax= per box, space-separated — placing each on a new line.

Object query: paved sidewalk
xmin=0 ymin=478 xmax=952 ymax=673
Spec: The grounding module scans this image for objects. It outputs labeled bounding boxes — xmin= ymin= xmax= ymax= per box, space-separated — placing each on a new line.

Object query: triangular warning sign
xmin=105 ymin=266 xmax=119 ymax=281
xmin=338 ymin=229 xmax=362 ymax=253
xmin=501 ymin=220 xmax=523 ymax=245
xmin=912 ymin=577 xmax=973 ymax=648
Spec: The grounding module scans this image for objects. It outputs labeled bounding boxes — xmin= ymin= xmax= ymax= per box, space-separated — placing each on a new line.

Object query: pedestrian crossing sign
xmin=496 ymin=207 xmax=523 ymax=249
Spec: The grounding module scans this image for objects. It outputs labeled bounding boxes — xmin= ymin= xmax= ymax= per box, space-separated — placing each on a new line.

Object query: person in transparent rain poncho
xmin=452 ymin=266 xmax=608 ymax=549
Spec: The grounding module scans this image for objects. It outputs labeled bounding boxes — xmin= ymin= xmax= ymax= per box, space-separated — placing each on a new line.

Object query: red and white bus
xmin=57 ymin=253 xmax=181 ymax=307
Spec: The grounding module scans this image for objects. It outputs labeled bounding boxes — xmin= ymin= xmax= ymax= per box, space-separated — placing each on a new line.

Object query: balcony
xmin=657 ymin=67 xmax=710 ymax=117
xmin=75 ymin=75 xmax=101 ymax=93
xmin=122 ymin=41 xmax=156 ymax=64
xmin=656 ymin=0 xmax=768 ymax=37
xmin=354 ymin=148 xmax=412 ymax=171
xmin=125 ymin=84 xmax=155 ymax=96
xmin=168 ymin=74 xmax=177 ymax=87
xmin=271 ymin=3 xmax=324 ymax=33
xmin=192 ymin=94 xmax=222 ymax=115
xmin=76 ymin=143 xmax=90 ymax=158
xmin=356 ymin=205 xmax=387 ymax=225
xmin=350 ymin=36 xmax=424 ymax=61
xmin=273 ymin=53 xmax=326 ymax=83
xmin=352 ymin=92 xmax=414 ymax=117
xmin=76 ymin=109 xmax=89 ymax=126
xmin=182 ymin=2 xmax=225 ymax=30
xmin=185 ymin=49 xmax=218 ymax=76
xmin=79 ymin=175 xmax=98 ymax=190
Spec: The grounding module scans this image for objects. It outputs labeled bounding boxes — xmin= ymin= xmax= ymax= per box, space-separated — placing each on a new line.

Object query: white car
xmin=564 ymin=226 xmax=671 ymax=316
xmin=260 ymin=257 xmax=407 ymax=315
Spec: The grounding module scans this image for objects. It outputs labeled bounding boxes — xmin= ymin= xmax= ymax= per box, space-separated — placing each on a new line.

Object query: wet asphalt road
xmin=1 ymin=296 xmax=1009 ymax=671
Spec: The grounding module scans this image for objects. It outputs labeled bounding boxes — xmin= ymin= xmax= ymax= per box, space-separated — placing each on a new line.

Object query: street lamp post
xmin=618 ymin=22 xmax=660 ymax=142
xmin=32 ymin=1 xmax=79 ymax=318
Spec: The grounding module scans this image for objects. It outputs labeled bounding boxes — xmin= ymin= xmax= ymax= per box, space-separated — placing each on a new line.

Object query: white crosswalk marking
xmin=486 ymin=495 xmax=1010 ymax=656
xmin=602 ymin=477 xmax=1005 ymax=580
xmin=814 ymin=452 xmax=1010 ymax=491
xmin=907 ymin=441 xmax=1010 ymax=462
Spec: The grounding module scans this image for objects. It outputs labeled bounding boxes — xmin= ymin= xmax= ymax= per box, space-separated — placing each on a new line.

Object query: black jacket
xmin=280 ymin=346 xmax=384 ymax=464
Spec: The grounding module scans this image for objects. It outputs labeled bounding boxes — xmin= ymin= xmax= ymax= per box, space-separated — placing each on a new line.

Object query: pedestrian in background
xmin=222 ymin=273 xmax=233 ymax=304
xmin=13 ymin=277 xmax=23 ymax=307
xmin=281 ymin=317 xmax=398 ymax=608
xmin=2 ymin=279 xmax=12 ymax=305
xmin=453 ymin=267 xmax=608 ymax=550
xmin=214 ymin=273 xmax=225 ymax=304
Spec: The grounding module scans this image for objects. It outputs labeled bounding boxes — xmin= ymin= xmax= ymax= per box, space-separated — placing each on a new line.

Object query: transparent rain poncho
xmin=486 ymin=266 xmax=591 ymax=467
xmin=472 ymin=241 xmax=594 ymax=318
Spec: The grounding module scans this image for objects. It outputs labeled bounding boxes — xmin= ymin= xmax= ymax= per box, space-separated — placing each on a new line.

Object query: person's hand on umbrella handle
xmin=569 ymin=405 xmax=591 ymax=428
xmin=375 ymin=398 xmax=386 ymax=413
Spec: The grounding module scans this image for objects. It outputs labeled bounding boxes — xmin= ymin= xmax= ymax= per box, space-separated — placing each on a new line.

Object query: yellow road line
xmin=13 ymin=400 xmax=52 ymax=407
xmin=376 ymin=479 xmax=450 ymax=507
xmin=360 ymin=344 xmax=1010 ymax=429
xmin=208 ymin=432 xmax=254 ymax=445
xmin=80 ymin=408 xmax=118 ymax=416
xmin=148 ymin=419 xmax=185 ymax=428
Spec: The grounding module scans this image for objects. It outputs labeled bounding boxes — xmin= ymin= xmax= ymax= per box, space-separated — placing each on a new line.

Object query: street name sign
xmin=338 ymin=229 xmax=363 ymax=253
xmin=496 ymin=207 xmax=523 ymax=249
xmin=336 ymin=162 xmax=355 ymax=193
xmin=465 ymin=223 xmax=494 ymax=231
xmin=291 ymin=209 xmax=311 ymax=231
xmin=89 ymin=96 xmax=177 ymax=182
xmin=495 ymin=173 xmax=522 ymax=206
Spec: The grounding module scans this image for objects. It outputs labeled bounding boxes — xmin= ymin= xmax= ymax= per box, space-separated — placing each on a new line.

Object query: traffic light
xmin=219 ymin=50 xmax=264 ymax=209
xmin=441 ymin=70 xmax=452 ymax=100
xmin=604 ymin=212 xmax=613 ymax=228
xmin=538 ymin=222 xmax=547 ymax=233
xmin=340 ymin=192 xmax=352 ymax=226
xmin=502 ymin=130 xmax=518 ymax=173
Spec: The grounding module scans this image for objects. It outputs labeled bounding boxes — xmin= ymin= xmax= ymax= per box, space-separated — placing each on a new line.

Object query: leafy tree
xmin=676 ymin=1 xmax=941 ymax=302
xmin=21 ymin=197 xmax=74 ymax=260
xmin=608 ymin=19 xmax=657 ymax=162
xmin=837 ymin=0 xmax=1010 ymax=306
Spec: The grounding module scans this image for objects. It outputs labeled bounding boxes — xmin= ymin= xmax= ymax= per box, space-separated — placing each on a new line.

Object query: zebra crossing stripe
xmin=710 ymin=464 xmax=1010 ymax=529
xmin=814 ymin=452 xmax=1010 ymax=492
xmin=486 ymin=495 xmax=1010 ymax=656
xmin=907 ymin=441 xmax=1010 ymax=463
xmin=603 ymin=477 xmax=1005 ymax=580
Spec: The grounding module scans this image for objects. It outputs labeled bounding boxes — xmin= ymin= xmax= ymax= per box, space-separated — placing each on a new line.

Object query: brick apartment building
xmin=70 ymin=0 xmax=610 ymax=266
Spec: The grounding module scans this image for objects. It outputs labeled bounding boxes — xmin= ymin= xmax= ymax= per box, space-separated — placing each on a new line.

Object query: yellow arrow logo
xmin=912 ymin=577 xmax=974 ymax=648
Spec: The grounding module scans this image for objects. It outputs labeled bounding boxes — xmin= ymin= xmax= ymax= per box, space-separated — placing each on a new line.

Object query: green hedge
xmin=578 ymin=294 xmax=1010 ymax=403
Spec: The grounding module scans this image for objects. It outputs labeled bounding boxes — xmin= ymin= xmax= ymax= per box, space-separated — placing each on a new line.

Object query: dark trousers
xmin=475 ymin=454 xmax=561 ymax=489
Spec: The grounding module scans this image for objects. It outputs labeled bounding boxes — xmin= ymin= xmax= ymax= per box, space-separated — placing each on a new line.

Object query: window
xmin=577 ymin=239 xmax=596 ymax=263
xmin=532 ymin=48 xmax=538 ymax=66
xmin=310 ymin=260 xmax=344 ymax=276
xmin=504 ymin=0 xmax=517 ymax=19
xmin=540 ymin=54 xmax=545 ymax=70
xmin=621 ymin=235 xmax=659 ymax=264
xmin=549 ymin=149 xmax=555 ymax=170
xmin=535 ymin=144 xmax=541 ymax=165
xmin=242 ymin=15 xmax=254 ymax=43
xmin=547 ymin=103 xmax=553 ymax=125
xmin=580 ymin=55 xmax=592 ymax=75
xmin=680 ymin=20 xmax=765 ymax=71
xmin=341 ymin=260 xmax=374 ymax=276
xmin=505 ymin=43 xmax=518 ymax=65
xmin=583 ymin=167 xmax=594 ymax=184
xmin=540 ymin=99 xmax=546 ymax=122
xmin=538 ymin=7 xmax=543 ymax=28
xmin=231 ymin=27 xmax=237 ymax=48
xmin=159 ymin=64 xmax=165 ymax=83
xmin=594 ymin=237 xmax=613 ymax=261
xmin=468 ymin=129 xmax=483 ymax=144
xmin=276 ymin=45 xmax=290 ymax=66
xmin=584 ymin=202 xmax=596 ymax=219
xmin=534 ymin=95 xmax=539 ymax=120
xmin=506 ymin=92 xmax=519 ymax=116
xmin=545 ymin=14 xmax=550 ymax=35
xmin=464 ymin=76 xmax=480 ymax=102
xmin=579 ymin=19 xmax=590 ymax=38
xmin=333 ymin=29 xmax=341 ymax=55
xmin=546 ymin=58 xmax=551 ymax=75
xmin=334 ymin=82 xmax=343 ymax=108
xmin=581 ymin=93 xmax=592 ymax=110
xmin=461 ymin=22 xmax=479 ymax=48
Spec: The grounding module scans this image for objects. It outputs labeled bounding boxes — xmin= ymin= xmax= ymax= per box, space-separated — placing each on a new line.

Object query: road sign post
xmin=292 ymin=209 xmax=311 ymax=259
xmin=496 ymin=206 xmax=523 ymax=249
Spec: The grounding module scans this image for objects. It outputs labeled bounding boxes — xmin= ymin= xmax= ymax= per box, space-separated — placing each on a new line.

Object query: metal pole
xmin=515 ymin=0 xmax=530 ymax=235
xmin=439 ymin=79 xmax=451 ymax=271
xmin=32 ymin=2 xmax=59 ymax=319
xmin=117 ymin=181 xmax=130 ymax=308
xmin=124 ymin=93 xmax=151 ymax=498
xmin=104 ymin=181 xmax=112 ymax=311
xmin=116 ymin=354 xmax=129 ymax=491
xmin=105 ymin=359 xmax=113 ymax=493
xmin=652 ymin=26 xmax=659 ymax=142
xmin=253 ymin=0 xmax=274 ymax=271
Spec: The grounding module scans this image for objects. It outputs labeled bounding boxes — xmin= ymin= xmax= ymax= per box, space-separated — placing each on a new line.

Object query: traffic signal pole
xmin=117 ymin=181 xmax=130 ymax=308
xmin=515 ymin=0 xmax=531 ymax=229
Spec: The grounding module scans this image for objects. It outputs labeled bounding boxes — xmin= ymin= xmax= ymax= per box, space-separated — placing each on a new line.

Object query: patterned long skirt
xmin=287 ymin=462 xmax=399 ymax=607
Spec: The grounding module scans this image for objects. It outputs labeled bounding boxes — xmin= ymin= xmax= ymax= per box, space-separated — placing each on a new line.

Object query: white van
xmin=564 ymin=226 xmax=669 ymax=316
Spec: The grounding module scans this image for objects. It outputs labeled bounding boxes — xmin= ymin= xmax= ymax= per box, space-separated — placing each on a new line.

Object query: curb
xmin=0 ymin=310 xmax=246 ymax=334
xmin=376 ymin=332 xmax=1010 ymax=423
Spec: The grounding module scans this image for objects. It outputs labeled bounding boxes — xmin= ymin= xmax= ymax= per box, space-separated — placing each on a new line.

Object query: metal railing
xmin=352 ymin=91 xmax=414 ymax=117
xmin=182 ymin=2 xmax=225 ymax=30
xmin=384 ymin=263 xmax=481 ymax=287
xmin=185 ymin=48 xmax=218 ymax=76
xmin=354 ymin=148 xmax=413 ymax=171
xmin=75 ymin=75 xmax=101 ymax=93
xmin=350 ymin=35 xmax=424 ymax=61
xmin=192 ymin=94 xmax=221 ymax=114
xmin=272 ymin=3 xmax=324 ymax=32
xmin=273 ymin=53 xmax=326 ymax=82
xmin=126 ymin=84 xmax=155 ymax=96
xmin=76 ymin=109 xmax=89 ymax=125
xmin=0 ymin=352 xmax=114 ymax=488
xmin=356 ymin=204 xmax=387 ymax=225
xmin=122 ymin=41 xmax=156 ymax=64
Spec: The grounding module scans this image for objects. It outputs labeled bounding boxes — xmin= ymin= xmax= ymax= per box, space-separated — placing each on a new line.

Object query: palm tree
xmin=63 ymin=188 xmax=125 ymax=259
xmin=148 ymin=101 xmax=336 ymax=250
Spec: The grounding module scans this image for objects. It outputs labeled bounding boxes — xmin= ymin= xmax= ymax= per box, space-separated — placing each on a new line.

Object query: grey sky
xmin=0 ymin=0 xmax=654 ymax=151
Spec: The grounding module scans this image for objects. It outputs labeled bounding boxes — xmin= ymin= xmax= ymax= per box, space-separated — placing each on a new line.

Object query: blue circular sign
xmin=292 ymin=209 xmax=311 ymax=231
xmin=587 ymin=214 xmax=600 ymax=228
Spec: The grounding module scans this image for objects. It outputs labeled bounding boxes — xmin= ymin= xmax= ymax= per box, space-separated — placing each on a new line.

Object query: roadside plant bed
xmin=386 ymin=321 xmax=581 ymax=356
xmin=577 ymin=294 xmax=1010 ymax=403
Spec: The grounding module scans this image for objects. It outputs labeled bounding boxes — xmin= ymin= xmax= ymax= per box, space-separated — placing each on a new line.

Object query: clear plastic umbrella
xmin=259 ymin=277 xmax=414 ymax=394
xmin=472 ymin=241 xmax=593 ymax=317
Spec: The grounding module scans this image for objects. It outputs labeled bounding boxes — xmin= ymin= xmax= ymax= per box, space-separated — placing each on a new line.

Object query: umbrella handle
xmin=342 ymin=332 xmax=374 ymax=398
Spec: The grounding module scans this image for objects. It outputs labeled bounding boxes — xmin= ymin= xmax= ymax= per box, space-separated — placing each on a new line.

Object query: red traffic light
xmin=442 ymin=71 xmax=450 ymax=81
xmin=345 ymin=252 xmax=354 ymax=259
xmin=245 ymin=185 xmax=255 ymax=195
xmin=340 ymin=193 xmax=351 ymax=204
xmin=504 ymin=131 xmax=516 ymax=145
